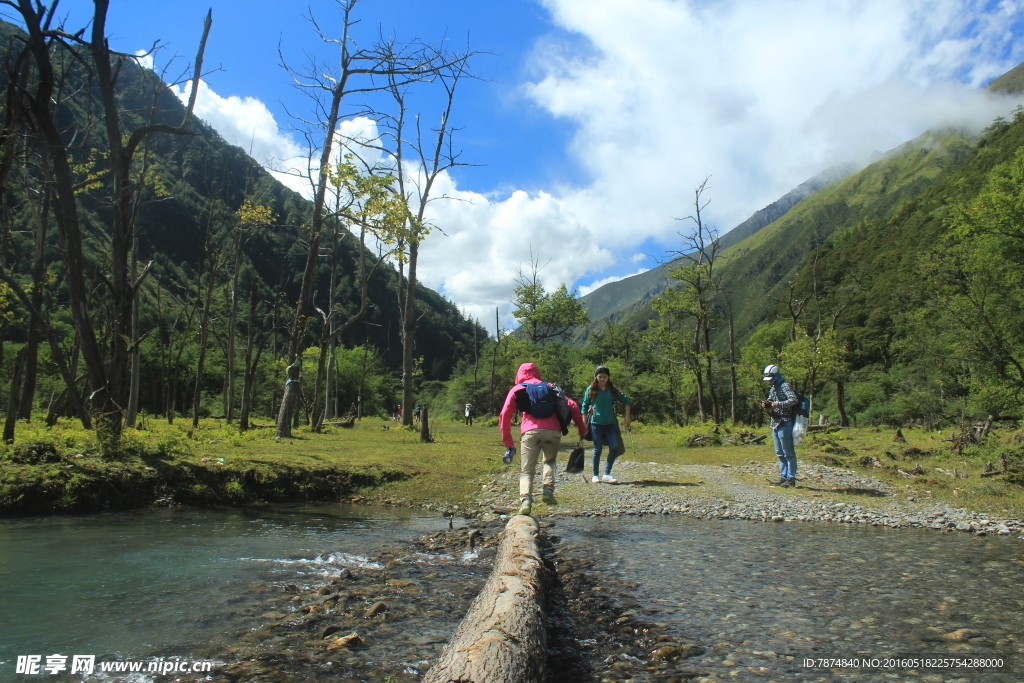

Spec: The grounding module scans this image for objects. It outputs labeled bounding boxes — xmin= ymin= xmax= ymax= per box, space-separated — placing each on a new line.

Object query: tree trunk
xmin=239 ymin=281 xmax=260 ymax=432
xmin=276 ymin=360 xmax=302 ymax=438
xmin=423 ymin=515 xmax=546 ymax=683
xmin=419 ymin=405 xmax=431 ymax=443
xmin=4 ymin=347 xmax=27 ymax=443
xmin=225 ymin=229 xmax=243 ymax=423
xmin=836 ymin=379 xmax=849 ymax=427
xmin=728 ymin=307 xmax=738 ymax=425
xmin=189 ymin=250 xmax=218 ymax=434
xmin=400 ymin=241 xmax=419 ymax=427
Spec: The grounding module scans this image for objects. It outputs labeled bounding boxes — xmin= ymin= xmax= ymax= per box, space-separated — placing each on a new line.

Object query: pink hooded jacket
xmin=499 ymin=362 xmax=587 ymax=449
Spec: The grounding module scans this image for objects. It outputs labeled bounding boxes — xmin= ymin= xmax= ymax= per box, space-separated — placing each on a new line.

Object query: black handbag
xmin=566 ymin=440 xmax=586 ymax=473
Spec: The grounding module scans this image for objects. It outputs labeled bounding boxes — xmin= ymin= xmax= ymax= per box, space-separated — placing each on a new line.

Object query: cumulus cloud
xmin=175 ymin=80 xmax=310 ymax=195
xmin=177 ymin=0 xmax=1024 ymax=334
xmin=418 ymin=175 xmax=612 ymax=332
xmin=134 ymin=50 xmax=154 ymax=71
xmin=528 ymin=0 xmax=1024 ymax=238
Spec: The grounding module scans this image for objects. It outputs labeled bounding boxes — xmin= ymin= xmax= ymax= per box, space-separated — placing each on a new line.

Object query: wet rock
xmin=326 ymin=632 xmax=363 ymax=649
xmin=943 ymin=628 xmax=980 ymax=641
xmin=652 ymin=645 xmax=680 ymax=660
xmin=259 ymin=611 xmax=287 ymax=620
xmin=679 ymin=644 xmax=705 ymax=658
xmin=365 ymin=601 xmax=388 ymax=618
xmin=317 ymin=586 xmax=334 ymax=596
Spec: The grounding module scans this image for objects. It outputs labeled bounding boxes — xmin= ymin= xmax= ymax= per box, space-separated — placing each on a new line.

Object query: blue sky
xmin=9 ymin=0 xmax=1024 ymax=333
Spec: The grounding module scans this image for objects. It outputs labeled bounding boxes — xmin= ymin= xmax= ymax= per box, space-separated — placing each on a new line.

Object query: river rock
xmin=943 ymin=628 xmax=980 ymax=641
xmin=322 ymin=625 xmax=343 ymax=638
xmin=365 ymin=601 xmax=388 ymax=617
xmin=652 ymin=645 xmax=679 ymax=660
xmin=326 ymin=632 xmax=363 ymax=649
xmin=678 ymin=644 xmax=705 ymax=658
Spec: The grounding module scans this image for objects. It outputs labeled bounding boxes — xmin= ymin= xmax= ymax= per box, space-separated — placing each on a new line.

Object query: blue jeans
xmin=591 ymin=423 xmax=619 ymax=476
xmin=772 ymin=420 xmax=797 ymax=480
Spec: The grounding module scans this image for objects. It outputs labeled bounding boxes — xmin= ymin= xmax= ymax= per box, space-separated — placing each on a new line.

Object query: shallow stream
xmin=1 ymin=507 xmax=1021 ymax=682
xmin=552 ymin=515 xmax=1023 ymax=682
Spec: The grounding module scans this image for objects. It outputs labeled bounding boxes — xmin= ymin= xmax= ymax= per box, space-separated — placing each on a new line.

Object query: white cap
xmin=762 ymin=364 xmax=779 ymax=381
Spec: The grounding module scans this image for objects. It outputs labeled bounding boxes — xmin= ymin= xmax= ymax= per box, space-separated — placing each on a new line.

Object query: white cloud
xmin=417 ymin=174 xmax=612 ymax=333
xmin=527 ymin=0 xmax=1024 ymax=240
xmin=578 ymin=269 xmax=650 ymax=297
xmin=175 ymin=80 xmax=311 ymax=195
xmin=134 ymin=50 xmax=154 ymax=71
xmin=178 ymin=0 xmax=1024 ymax=335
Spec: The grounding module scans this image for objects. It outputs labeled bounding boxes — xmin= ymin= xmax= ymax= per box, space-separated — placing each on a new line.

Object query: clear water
xmin=0 ymin=505 xmax=451 ymax=673
xmin=555 ymin=516 xmax=1024 ymax=681
xmin=2 ymin=507 xmax=1022 ymax=682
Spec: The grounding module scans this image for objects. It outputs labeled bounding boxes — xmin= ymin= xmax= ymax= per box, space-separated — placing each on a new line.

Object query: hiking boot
xmin=768 ymin=478 xmax=788 ymax=486
xmin=541 ymin=486 xmax=557 ymax=505
xmin=591 ymin=475 xmax=601 ymax=483
xmin=516 ymin=502 xmax=533 ymax=516
xmin=782 ymin=477 xmax=796 ymax=488
xmin=602 ymin=474 xmax=618 ymax=484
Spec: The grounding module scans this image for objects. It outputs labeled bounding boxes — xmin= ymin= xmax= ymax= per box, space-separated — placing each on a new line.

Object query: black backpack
xmin=772 ymin=383 xmax=809 ymax=418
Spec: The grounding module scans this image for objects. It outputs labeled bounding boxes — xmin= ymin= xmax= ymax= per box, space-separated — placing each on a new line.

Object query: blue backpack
xmin=518 ymin=382 xmax=556 ymax=418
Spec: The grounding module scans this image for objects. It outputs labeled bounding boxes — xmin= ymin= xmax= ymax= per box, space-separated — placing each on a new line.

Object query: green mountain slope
xmin=596 ymin=127 xmax=977 ymax=345
xmin=776 ymin=109 xmax=1024 ymax=421
xmin=575 ymin=163 xmax=857 ymax=341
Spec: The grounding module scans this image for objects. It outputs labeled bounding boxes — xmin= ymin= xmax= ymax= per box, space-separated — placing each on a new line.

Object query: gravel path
xmin=472 ymin=457 xmax=1024 ymax=539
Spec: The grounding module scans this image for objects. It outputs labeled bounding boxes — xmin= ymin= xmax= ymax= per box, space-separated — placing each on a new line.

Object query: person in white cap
xmin=761 ymin=364 xmax=799 ymax=487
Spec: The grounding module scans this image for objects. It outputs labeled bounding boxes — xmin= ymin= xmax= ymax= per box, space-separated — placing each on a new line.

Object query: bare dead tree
xmin=385 ymin=56 xmax=473 ymax=427
xmin=274 ymin=0 xmax=467 ymax=436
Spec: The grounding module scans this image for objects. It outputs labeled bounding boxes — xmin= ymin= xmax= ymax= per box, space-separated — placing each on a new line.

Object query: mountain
xmin=575 ymin=125 xmax=978 ymax=352
xmin=577 ymin=60 xmax=1024 ymax=345
xmin=575 ymin=162 xmax=857 ymax=341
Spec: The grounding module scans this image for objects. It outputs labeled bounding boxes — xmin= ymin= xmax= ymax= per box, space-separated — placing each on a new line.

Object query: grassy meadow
xmin=1 ymin=414 xmax=1023 ymax=518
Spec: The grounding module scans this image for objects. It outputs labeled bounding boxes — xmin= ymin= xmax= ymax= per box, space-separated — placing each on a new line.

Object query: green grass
xmin=2 ymin=414 xmax=1023 ymax=518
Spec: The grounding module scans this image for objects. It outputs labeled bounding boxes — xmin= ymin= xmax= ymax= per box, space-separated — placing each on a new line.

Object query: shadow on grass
xmin=621 ymin=480 xmax=698 ymax=487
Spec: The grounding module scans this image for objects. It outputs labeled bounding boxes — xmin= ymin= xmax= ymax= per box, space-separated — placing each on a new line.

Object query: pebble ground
xmin=472 ymin=457 xmax=1024 ymax=539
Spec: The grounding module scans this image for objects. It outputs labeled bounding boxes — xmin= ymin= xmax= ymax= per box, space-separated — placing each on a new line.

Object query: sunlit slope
xmin=600 ymin=128 xmax=976 ymax=343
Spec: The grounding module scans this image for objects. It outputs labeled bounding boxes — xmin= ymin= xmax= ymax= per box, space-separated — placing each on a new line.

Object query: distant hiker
xmin=762 ymin=364 xmax=799 ymax=487
xmin=582 ymin=365 xmax=631 ymax=483
xmin=499 ymin=362 xmax=587 ymax=516
xmin=414 ymin=405 xmax=421 ymax=422
xmin=464 ymin=402 xmax=473 ymax=426
xmin=393 ymin=405 xmax=400 ymax=422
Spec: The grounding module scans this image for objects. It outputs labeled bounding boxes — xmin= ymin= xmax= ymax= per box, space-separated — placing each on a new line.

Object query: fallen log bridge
xmin=423 ymin=514 xmax=547 ymax=683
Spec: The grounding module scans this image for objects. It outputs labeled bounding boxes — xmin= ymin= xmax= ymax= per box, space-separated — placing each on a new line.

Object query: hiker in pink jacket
xmin=499 ymin=362 xmax=587 ymax=516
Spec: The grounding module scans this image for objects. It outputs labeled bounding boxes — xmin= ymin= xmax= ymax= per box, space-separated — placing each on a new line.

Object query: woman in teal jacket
xmin=581 ymin=365 xmax=631 ymax=483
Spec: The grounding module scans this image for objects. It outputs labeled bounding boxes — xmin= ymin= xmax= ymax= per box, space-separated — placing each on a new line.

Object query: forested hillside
xmin=0 ymin=13 xmax=484 ymax=443
xmin=778 ymin=109 xmax=1024 ymax=426
xmin=558 ymin=112 xmax=1024 ymax=428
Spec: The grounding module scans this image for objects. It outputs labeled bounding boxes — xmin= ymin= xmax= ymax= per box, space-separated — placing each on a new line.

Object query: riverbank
xmin=3 ymin=419 xmax=1024 ymax=531
xmin=471 ymin=457 xmax=1024 ymax=540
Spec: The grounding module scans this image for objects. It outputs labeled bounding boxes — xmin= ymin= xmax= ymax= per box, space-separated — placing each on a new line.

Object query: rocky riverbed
xmin=149 ymin=456 xmax=1023 ymax=683
xmin=472 ymin=457 xmax=1024 ymax=539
